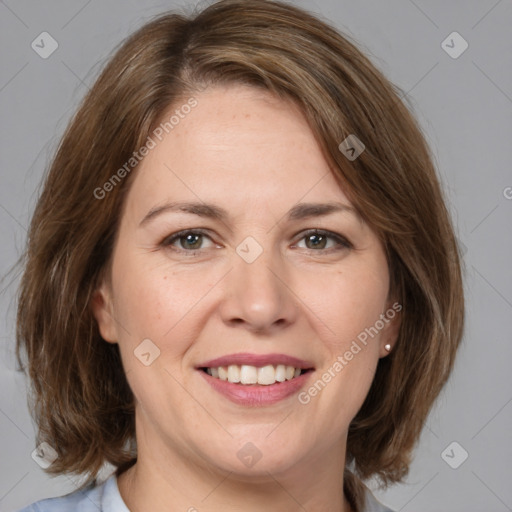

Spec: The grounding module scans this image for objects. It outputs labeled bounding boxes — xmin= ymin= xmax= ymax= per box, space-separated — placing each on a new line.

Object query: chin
xmin=194 ymin=432 xmax=310 ymax=478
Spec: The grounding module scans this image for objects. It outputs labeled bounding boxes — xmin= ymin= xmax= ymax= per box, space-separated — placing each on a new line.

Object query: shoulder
xmin=362 ymin=484 xmax=395 ymax=512
xmin=15 ymin=474 xmax=127 ymax=512
xmin=16 ymin=481 xmax=104 ymax=512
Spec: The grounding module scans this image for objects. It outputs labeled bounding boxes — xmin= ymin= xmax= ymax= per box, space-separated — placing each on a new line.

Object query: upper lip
xmin=197 ymin=353 xmax=315 ymax=370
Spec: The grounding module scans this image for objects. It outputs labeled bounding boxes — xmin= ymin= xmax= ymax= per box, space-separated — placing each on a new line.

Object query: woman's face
xmin=93 ymin=84 xmax=400 ymax=478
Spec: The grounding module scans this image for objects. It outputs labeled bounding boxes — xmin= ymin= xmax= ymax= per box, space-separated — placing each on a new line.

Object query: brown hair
xmin=15 ymin=1 xmax=464 ymax=510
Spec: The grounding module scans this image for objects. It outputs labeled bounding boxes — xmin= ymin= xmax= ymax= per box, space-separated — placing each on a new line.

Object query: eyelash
xmin=161 ymin=228 xmax=352 ymax=256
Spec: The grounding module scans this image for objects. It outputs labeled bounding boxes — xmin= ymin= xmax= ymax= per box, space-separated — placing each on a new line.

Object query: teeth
xmin=227 ymin=365 xmax=240 ymax=383
xmin=240 ymin=365 xmax=258 ymax=384
xmin=205 ymin=364 xmax=305 ymax=385
xmin=275 ymin=364 xmax=286 ymax=382
xmin=257 ymin=365 xmax=275 ymax=385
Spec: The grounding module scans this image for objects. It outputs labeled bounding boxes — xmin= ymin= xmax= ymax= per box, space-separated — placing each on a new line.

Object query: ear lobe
xmin=90 ymin=282 xmax=118 ymax=343
xmin=379 ymin=302 xmax=402 ymax=358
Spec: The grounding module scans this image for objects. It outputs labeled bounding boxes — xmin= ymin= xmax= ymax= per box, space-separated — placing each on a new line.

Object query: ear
xmin=90 ymin=279 xmax=118 ymax=344
xmin=379 ymin=301 xmax=402 ymax=358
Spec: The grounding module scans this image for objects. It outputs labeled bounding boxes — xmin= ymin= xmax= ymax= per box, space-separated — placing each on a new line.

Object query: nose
xmin=218 ymin=245 xmax=299 ymax=335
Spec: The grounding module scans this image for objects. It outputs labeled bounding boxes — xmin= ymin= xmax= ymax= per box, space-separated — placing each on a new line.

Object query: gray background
xmin=1 ymin=1 xmax=511 ymax=511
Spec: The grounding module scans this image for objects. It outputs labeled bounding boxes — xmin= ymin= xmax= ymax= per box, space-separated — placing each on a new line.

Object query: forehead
xmin=125 ymin=84 xmax=353 ymax=219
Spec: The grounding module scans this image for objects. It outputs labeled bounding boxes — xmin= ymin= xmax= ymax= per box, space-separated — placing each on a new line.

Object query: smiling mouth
xmin=200 ymin=364 xmax=313 ymax=386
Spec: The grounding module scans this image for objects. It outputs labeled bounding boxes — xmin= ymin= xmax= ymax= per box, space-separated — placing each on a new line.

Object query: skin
xmin=92 ymin=84 xmax=400 ymax=512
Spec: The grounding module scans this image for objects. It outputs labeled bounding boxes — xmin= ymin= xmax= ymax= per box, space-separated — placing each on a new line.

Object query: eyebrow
xmin=138 ymin=200 xmax=362 ymax=227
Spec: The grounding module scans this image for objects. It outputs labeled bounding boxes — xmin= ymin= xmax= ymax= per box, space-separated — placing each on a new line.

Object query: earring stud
xmin=384 ymin=344 xmax=391 ymax=352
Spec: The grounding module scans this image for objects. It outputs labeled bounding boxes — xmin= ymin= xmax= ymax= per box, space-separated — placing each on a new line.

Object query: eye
xmin=294 ymin=229 xmax=351 ymax=252
xmin=162 ymin=229 xmax=216 ymax=253
xmin=160 ymin=228 xmax=351 ymax=256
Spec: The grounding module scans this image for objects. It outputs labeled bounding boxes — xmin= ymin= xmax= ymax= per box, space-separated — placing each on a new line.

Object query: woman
xmin=15 ymin=1 xmax=464 ymax=511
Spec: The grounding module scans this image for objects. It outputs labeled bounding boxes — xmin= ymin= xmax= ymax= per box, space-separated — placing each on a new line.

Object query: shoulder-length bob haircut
xmin=16 ymin=0 xmax=464 ymax=509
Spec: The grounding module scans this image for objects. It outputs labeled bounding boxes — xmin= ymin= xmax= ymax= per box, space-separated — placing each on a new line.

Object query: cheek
xmin=111 ymin=252 xmax=217 ymax=357
xmin=303 ymin=260 xmax=389 ymax=351
xmin=306 ymin=261 xmax=389 ymax=419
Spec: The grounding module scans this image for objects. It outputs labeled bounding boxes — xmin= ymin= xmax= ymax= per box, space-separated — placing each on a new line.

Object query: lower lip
xmin=198 ymin=370 xmax=313 ymax=406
